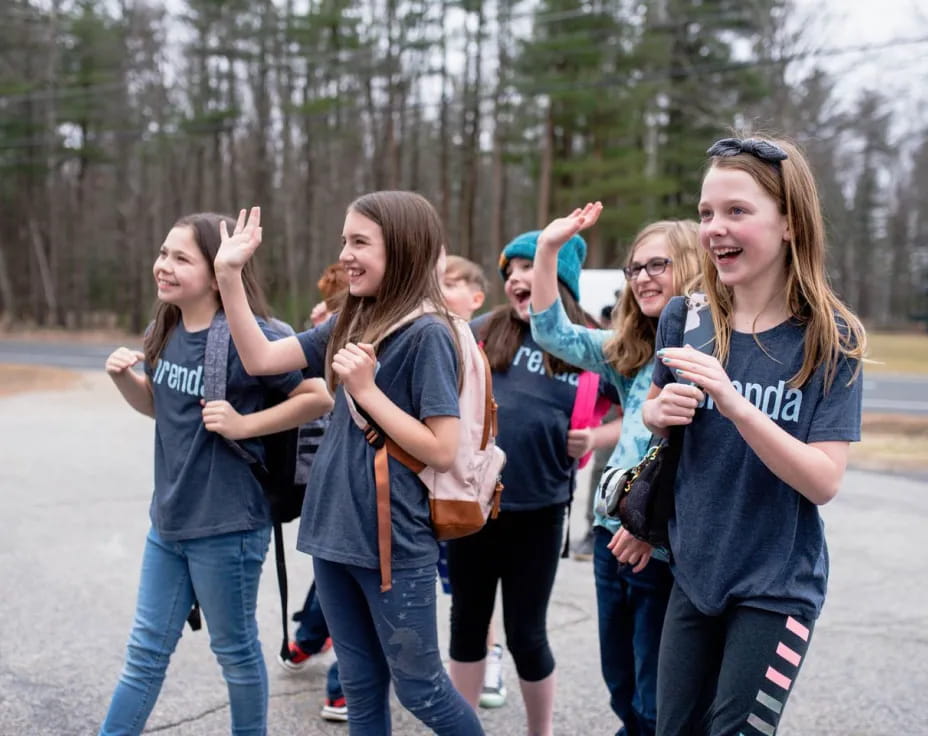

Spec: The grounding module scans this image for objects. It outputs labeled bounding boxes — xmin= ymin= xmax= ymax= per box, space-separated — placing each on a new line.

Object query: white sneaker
xmin=320 ymin=696 xmax=348 ymax=722
xmin=479 ymin=644 xmax=507 ymax=708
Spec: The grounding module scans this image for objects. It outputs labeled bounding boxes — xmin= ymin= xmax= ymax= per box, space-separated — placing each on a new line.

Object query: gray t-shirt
xmin=653 ymin=296 xmax=862 ymax=619
xmin=473 ymin=314 xmax=619 ymax=510
xmin=145 ymin=319 xmax=303 ymax=541
xmin=295 ymin=315 xmax=460 ymax=570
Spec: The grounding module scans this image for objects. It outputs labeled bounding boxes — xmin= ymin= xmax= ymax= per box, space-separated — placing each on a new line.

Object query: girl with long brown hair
xmin=212 ymin=193 xmax=484 ymax=736
xmin=645 ymin=136 xmax=865 ymax=734
xmin=100 ymin=212 xmax=331 ymax=736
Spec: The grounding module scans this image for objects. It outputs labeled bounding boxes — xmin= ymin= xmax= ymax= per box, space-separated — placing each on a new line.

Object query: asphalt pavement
xmin=2 ymin=338 xmax=927 ymax=416
xmin=0 ymin=370 xmax=927 ymax=735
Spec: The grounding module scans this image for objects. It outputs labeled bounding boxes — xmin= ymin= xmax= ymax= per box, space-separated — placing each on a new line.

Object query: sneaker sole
xmin=320 ymin=708 xmax=349 ymax=722
xmin=277 ymin=657 xmax=310 ymax=673
xmin=479 ymin=692 xmax=507 ymax=709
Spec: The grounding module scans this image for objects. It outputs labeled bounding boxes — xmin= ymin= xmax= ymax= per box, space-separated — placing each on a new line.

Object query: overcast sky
xmin=791 ymin=0 xmax=928 ymax=123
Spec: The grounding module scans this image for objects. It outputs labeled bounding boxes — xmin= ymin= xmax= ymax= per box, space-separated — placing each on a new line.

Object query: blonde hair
xmin=444 ymin=255 xmax=488 ymax=294
xmin=603 ymin=220 xmax=702 ymax=377
xmin=703 ymin=135 xmax=866 ymax=389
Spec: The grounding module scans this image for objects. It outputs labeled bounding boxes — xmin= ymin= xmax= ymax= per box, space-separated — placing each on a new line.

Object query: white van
xmin=578 ymin=269 xmax=626 ymax=323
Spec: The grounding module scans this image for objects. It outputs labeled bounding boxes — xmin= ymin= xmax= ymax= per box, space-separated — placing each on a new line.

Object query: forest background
xmin=1 ymin=0 xmax=927 ymax=333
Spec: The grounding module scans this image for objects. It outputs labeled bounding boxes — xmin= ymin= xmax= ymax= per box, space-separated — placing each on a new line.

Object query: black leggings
xmin=657 ymin=581 xmax=815 ymax=736
xmin=447 ymin=503 xmax=565 ymax=682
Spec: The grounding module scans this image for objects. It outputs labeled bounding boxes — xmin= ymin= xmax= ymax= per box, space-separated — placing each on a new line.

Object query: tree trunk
xmin=537 ymin=104 xmax=553 ymax=228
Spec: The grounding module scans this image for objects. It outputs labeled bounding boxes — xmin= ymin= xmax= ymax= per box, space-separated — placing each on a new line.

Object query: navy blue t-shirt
xmin=145 ymin=318 xmax=303 ymax=541
xmin=473 ymin=315 xmax=619 ymax=511
xmin=295 ymin=315 xmax=460 ymax=570
xmin=653 ymin=296 xmax=862 ymax=619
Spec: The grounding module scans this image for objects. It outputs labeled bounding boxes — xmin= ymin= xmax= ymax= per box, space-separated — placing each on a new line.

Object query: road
xmin=1 ymin=339 xmax=927 ymax=415
xmin=0 ymin=370 xmax=926 ymax=734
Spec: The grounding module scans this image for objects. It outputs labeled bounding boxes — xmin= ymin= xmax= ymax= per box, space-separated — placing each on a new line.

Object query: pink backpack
xmin=345 ymin=302 xmax=506 ymax=591
xmin=570 ymin=371 xmax=614 ymax=469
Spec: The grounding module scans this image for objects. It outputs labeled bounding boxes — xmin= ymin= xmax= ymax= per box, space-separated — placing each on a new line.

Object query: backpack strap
xmin=654 ymin=293 xmax=716 ymax=493
xmin=477 ymin=344 xmax=497 ymax=450
xmin=203 ymin=310 xmax=260 ymax=465
xmin=570 ymin=371 xmax=613 ymax=469
xmin=203 ymin=309 xmax=292 ymax=662
xmin=345 ymin=391 xmax=426 ymax=592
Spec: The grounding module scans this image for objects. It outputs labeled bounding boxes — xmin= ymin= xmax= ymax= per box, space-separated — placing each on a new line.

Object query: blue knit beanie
xmin=498 ymin=230 xmax=586 ymax=301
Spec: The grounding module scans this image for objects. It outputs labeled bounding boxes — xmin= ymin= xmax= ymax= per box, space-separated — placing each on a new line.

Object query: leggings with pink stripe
xmin=656 ymin=582 xmax=813 ymax=736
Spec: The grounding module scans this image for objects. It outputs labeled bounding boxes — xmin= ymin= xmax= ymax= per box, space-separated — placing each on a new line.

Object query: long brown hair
xmin=603 ymin=220 xmax=702 ymax=377
xmin=324 ymin=191 xmax=460 ymax=390
xmin=702 ymin=136 xmax=866 ymax=389
xmin=143 ymin=212 xmax=271 ymax=367
xmin=480 ymin=281 xmax=589 ymax=376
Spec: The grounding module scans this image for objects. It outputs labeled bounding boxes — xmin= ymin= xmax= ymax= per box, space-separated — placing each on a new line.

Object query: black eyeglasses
xmin=623 ymin=257 xmax=672 ymax=280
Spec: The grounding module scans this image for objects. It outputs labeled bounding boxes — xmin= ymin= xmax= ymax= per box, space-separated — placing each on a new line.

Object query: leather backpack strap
xmin=385 ymin=439 xmax=426 ymax=474
xmin=357 ymin=404 xmax=426 ymax=592
xmin=478 ymin=345 xmax=496 ymax=450
xmin=373 ymin=439 xmax=426 ymax=592
xmin=373 ymin=445 xmax=393 ymax=592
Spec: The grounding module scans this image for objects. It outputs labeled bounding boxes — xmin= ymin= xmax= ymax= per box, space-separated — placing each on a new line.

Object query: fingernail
xmin=675 ymin=369 xmax=685 ymax=376
xmin=661 ymin=356 xmax=671 ymax=364
xmin=656 ymin=348 xmax=666 ymax=356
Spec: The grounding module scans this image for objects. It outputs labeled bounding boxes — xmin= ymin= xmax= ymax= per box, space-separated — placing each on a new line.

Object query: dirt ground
xmin=0 ymin=363 xmax=85 ymax=398
xmin=0 ymin=326 xmax=140 ymax=344
xmin=851 ymin=413 xmax=928 ymax=474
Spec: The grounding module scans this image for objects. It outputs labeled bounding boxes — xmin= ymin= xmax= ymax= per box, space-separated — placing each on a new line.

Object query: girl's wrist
xmin=235 ymin=413 xmax=255 ymax=440
xmin=215 ymin=263 xmax=243 ymax=282
xmin=535 ymin=236 xmax=561 ymax=252
xmin=720 ymin=392 xmax=753 ymax=425
xmin=350 ymin=381 xmax=380 ymax=408
xmin=641 ymin=399 xmax=660 ymax=429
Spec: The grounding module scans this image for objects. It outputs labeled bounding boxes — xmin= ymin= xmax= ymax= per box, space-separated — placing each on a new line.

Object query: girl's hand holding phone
xmin=657 ymin=346 xmax=745 ymax=420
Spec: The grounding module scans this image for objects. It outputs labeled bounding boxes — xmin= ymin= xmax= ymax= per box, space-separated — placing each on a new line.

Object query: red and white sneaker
xmin=277 ymin=637 xmax=332 ymax=673
xmin=321 ymin=695 xmax=348 ymax=722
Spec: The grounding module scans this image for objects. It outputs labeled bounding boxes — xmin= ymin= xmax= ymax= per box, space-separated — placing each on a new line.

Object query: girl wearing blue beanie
xmin=446 ymin=229 xmax=622 ymax=736
xmin=530 ymin=202 xmax=702 ymax=736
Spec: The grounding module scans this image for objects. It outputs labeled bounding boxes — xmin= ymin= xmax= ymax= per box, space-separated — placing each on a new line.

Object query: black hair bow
xmin=707 ymin=137 xmax=788 ymax=164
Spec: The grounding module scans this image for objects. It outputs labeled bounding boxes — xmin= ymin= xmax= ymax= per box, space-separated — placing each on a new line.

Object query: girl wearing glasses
xmin=645 ymin=136 xmax=865 ymax=734
xmin=530 ymin=209 xmax=701 ymax=736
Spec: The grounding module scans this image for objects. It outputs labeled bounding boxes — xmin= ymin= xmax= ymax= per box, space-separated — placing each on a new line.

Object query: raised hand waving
xmin=537 ymin=201 xmax=603 ymax=251
xmin=215 ymin=206 xmax=262 ymax=272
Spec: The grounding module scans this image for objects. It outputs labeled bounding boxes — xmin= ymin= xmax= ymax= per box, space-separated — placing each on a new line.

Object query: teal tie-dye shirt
xmin=530 ymin=297 xmax=655 ymax=536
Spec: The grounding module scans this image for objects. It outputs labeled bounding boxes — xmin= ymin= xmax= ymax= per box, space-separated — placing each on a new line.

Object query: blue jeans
xmin=593 ymin=526 xmax=673 ymax=736
xmin=312 ymin=557 xmax=484 ymax=736
xmin=100 ymin=526 xmax=271 ymax=736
